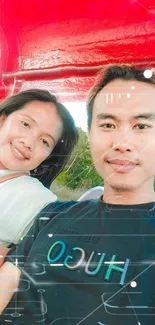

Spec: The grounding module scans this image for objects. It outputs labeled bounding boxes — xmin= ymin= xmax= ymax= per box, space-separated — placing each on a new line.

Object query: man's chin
xmin=107 ymin=181 xmax=136 ymax=193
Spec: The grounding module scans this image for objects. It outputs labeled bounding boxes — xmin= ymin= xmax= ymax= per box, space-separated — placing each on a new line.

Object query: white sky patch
xmin=63 ymin=102 xmax=88 ymax=132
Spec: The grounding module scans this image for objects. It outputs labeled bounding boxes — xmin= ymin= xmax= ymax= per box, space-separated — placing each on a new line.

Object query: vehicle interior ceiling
xmin=0 ymin=0 xmax=155 ymax=103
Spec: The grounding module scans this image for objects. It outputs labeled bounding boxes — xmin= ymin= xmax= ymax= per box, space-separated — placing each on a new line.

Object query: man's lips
xmin=107 ymin=159 xmax=137 ymax=165
xmin=106 ymin=159 xmax=138 ymax=172
xmin=11 ymin=143 xmax=30 ymax=160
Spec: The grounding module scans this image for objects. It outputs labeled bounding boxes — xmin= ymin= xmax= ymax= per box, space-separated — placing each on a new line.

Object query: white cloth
xmin=78 ymin=186 xmax=104 ymax=201
xmin=0 ymin=175 xmax=57 ymax=247
xmin=0 ymin=170 xmax=30 ymax=177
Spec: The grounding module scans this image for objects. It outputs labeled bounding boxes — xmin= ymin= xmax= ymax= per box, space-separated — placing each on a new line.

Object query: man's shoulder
xmin=35 ymin=199 xmax=100 ymax=232
xmin=42 ymin=199 xmax=92 ymax=213
xmin=44 ymin=200 xmax=78 ymax=212
xmin=38 ymin=199 xmax=97 ymax=222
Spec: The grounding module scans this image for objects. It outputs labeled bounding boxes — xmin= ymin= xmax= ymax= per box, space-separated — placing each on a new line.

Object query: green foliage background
xmin=56 ymin=128 xmax=103 ymax=189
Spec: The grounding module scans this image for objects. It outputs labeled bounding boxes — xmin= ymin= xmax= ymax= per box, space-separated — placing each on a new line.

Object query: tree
xmin=56 ymin=128 xmax=103 ymax=189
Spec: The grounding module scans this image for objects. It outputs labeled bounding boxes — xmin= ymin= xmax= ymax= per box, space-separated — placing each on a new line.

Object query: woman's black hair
xmin=0 ymin=89 xmax=79 ymax=188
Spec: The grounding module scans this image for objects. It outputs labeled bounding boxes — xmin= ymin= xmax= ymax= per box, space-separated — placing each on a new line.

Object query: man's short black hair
xmin=86 ymin=64 xmax=155 ymax=129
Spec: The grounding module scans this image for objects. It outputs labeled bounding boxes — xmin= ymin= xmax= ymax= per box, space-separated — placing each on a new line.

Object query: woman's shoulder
xmin=12 ymin=175 xmax=57 ymax=201
xmin=14 ymin=174 xmax=47 ymax=187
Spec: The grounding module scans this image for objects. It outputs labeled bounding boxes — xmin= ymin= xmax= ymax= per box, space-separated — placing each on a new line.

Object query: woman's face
xmin=0 ymin=100 xmax=63 ymax=171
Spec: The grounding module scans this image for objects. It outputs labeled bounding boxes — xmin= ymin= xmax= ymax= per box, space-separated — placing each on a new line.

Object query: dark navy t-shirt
xmin=1 ymin=199 xmax=155 ymax=325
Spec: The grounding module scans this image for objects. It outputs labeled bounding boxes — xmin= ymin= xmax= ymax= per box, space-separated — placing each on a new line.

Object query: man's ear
xmin=0 ymin=115 xmax=6 ymax=127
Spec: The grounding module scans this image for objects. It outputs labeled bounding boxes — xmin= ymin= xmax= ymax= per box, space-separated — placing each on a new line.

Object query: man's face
xmin=89 ymin=79 xmax=155 ymax=192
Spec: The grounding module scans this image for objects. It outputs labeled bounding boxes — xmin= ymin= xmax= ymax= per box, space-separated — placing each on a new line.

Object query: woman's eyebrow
xmin=20 ymin=113 xmax=36 ymax=123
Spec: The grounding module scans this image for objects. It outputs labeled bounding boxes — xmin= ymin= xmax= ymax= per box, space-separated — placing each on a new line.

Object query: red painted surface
xmin=0 ymin=0 xmax=155 ymax=101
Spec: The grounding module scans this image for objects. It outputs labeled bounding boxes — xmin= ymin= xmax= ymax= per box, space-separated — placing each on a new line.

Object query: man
xmin=0 ymin=64 xmax=155 ymax=325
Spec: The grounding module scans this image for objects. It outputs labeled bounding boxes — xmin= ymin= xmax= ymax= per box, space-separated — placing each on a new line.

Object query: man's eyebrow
xmin=96 ymin=113 xmax=119 ymax=121
xmin=20 ymin=114 xmax=55 ymax=144
xmin=133 ymin=113 xmax=155 ymax=120
xmin=96 ymin=113 xmax=155 ymax=122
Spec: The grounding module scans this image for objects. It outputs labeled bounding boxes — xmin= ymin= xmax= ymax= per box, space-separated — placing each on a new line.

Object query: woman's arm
xmin=0 ymin=262 xmax=21 ymax=314
xmin=0 ymin=246 xmax=10 ymax=267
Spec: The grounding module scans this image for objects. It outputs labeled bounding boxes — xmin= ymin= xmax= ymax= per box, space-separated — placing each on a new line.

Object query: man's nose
xmin=112 ymin=132 xmax=134 ymax=153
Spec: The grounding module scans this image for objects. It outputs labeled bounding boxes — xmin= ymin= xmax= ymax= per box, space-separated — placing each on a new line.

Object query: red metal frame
xmin=1 ymin=0 xmax=155 ymax=101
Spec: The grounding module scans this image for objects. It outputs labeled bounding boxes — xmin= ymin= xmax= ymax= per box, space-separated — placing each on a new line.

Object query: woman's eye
xmin=134 ymin=124 xmax=151 ymax=130
xmin=99 ymin=123 xmax=115 ymax=129
xmin=21 ymin=121 xmax=30 ymax=128
xmin=41 ymin=138 xmax=49 ymax=147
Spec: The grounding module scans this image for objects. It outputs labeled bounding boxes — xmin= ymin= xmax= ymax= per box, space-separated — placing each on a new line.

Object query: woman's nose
xmin=18 ymin=137 xmax=35 ymax=151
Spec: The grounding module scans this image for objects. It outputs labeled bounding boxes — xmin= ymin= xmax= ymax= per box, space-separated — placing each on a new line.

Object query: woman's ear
xmin=0 ymin=115 xmax=6 ymax=127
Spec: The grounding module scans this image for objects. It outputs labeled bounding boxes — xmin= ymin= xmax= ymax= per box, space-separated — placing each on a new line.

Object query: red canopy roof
xmin=1 ymin=0 xmax=155 ymax=101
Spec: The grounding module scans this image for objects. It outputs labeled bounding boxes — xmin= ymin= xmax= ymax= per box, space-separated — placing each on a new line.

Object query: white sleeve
xmin=0 ymin=176 xmax=57 ymax=246
xmin=78 ymin=186 xmax=104 ymax=201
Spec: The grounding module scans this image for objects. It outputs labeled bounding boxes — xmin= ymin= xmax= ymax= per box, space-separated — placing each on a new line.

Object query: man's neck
xmin=103 ymin=184 xmax=155 ymax=205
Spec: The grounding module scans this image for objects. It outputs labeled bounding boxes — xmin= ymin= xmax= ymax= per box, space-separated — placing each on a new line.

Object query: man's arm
xmin=0 ymin=262 xmax=21 ymax=314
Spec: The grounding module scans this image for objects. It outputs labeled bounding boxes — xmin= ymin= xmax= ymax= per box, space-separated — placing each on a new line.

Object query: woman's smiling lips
xmin=106 ymin=159 xmax=138 ymax=173
xmin=10 ymin=143 xmax=29 ymax=161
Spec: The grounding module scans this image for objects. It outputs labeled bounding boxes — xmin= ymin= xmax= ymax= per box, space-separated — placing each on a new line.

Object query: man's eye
xmin=21 ymin=121 xmax=30 ymax=128
xmin=134 ymin=124 xmax=151 ymax=130
xmin=100 ymin=123 xmax=115 ymax=129
xmin=41 ymin=138 xmax=50 ymax=147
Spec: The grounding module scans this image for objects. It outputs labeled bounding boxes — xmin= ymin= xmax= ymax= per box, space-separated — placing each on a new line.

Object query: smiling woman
xmin=0 ymin=89 xmax=78 ymax=255
xmin=0 ymin=100 xmax=63 ymax=171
